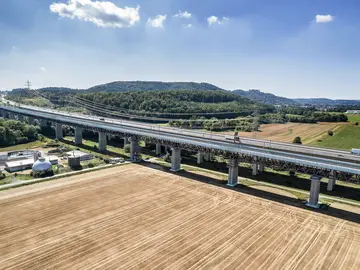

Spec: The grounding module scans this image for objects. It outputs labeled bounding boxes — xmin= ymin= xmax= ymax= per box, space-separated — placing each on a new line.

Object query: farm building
xmin=0 ymin=152 xmax=8 ymax=162
xmin=5 ymin=159 xmax=34 ymax=172
xmin=66 ymin=150 xmax=93 ymax=161
xmin=346 ymin=110 xmax=360 ymax=114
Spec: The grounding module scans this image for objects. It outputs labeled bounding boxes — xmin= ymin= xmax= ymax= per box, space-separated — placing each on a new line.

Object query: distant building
xmin=346 ymin=110 xmax=360 ymax=114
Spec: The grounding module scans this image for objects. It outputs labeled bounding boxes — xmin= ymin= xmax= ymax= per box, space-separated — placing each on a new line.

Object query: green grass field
xmin=309 ymin=125 xmax=360 ymax=150
xmin=346 ymin=114 xmax=360 ymax=123
xmin=0 ymin=140 xmax=48 ymax=152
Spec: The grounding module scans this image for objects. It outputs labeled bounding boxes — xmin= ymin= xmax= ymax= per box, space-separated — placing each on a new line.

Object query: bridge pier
xmin=130 ymin=137 xmax=140 ymax=161
xmin=327 ymin=170 xmax=336 ymax=191
xmin=98 ymin=132 xmax=107 ymax=152
xmin=75 ymin=127 xmax=83 ymax=145
xmin=306 ymin=175 xmax=321 ymax=208
xmin=55 ymin=123 xmax=63 ymax=139
xmin=204 ymin=152 xmax=210 ymax=162
xmin=39 ymin=119 xmax=47 ymax=127
xmin=197 ymin=152 xmax=204 ymax=164
xmin=156 ymin=143 xmax=162 ymax=155
xmin=18 ymin=114 xmax=24 ymax=122
xmin=124 ymin=137 xmax=129 ymax=146
xmin=252 ymin=162 xmax=258 ymax=176
xmin=258 ymin=162 xmax=264 ymax=172
xmin=227 ymin=158 xmax=239 ymax=187
xmin=27 ymin=116 xmax=35 ymax=125
xmin=170 ymin=148 xmax=182 ymax=172
xmin=0 ymin=110 xmax=5 ymax=118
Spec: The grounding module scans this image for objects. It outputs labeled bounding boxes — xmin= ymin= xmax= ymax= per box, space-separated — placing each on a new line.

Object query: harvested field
xmin=223 ymin=122 xmax=345 ymax=144
xmin=1 ymin=164 xmax=360 ymax=269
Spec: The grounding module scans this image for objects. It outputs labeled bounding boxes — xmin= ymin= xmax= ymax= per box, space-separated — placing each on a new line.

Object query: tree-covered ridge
xmin=0 ymin=119 xmax=41 ymax=146
xmin=233 ymin=89 xmax=299 ymax=106
xmin=87 ymin=81 xmax=223 ymax=92
xmin=79 ymin=90 xmax=273 ymax=114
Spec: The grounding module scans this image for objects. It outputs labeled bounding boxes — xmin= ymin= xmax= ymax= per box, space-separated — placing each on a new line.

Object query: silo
xmin=68 ymin=155 xmax=81 ymax=168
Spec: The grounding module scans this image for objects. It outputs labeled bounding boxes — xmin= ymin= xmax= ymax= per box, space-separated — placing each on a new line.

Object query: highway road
xmin=2 ymin=101 xmax=360 ymax=175
xmin=3 ymin=98 xmax=360 ymax=163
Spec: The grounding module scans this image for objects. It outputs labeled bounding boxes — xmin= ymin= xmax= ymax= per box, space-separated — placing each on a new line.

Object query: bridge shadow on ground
xmin=138 ymin=161 xmax=360 ymax=224
xmin=181 ymin=157 xmax=360 ymax=202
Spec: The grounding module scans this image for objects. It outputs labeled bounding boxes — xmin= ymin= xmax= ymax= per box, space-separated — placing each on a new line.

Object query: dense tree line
xmin=260 ymin=112 xmax=348 ymax=124
xmin=169 ymin=117 xmax=259 ymax=132
xmin=0 ymin=119 xmax=41 ymax=146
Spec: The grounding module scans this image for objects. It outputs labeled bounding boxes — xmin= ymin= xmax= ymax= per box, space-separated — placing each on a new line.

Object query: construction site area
xmin=0 ymin=164 xmax=359 ymax=269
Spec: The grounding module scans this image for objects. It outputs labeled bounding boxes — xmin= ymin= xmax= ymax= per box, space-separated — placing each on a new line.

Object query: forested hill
xmin=87 ymin=81 xmax=223 ymax=92
xmin=79 ymin=90 xmax=273 ymax=115
xmin=233 ymin=89 xmax=299 ymax=106
xmin=293 ymin=98 xmax=360 ymax=106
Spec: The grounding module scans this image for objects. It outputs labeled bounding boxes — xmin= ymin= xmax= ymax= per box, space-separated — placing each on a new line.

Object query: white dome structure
xmin=32 ymin=158 xmax=52 ymax=172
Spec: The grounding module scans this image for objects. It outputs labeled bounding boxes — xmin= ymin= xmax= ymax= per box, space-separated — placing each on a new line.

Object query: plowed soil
xmin=0 ymin=164 xmax=359 ymax=269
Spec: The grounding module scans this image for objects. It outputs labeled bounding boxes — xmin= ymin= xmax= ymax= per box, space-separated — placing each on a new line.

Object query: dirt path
xmin=0 ymin=164 xmax=359 ymax=269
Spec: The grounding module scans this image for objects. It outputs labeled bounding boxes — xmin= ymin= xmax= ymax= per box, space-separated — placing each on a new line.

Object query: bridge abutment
xmin=75 ymin=127 xmax=83 ymax=145
xmin=170 ymin=148 xmax=182 ymax=172
xmin=306 ymin=175 xmax=321 ymax=208
xmin=98 ymin=132 xmax=107 ymax=152
xmin=55 ymin=123 xmax=63 ymax=140
xmin=227 ymin=158 xmax=239 ymax=187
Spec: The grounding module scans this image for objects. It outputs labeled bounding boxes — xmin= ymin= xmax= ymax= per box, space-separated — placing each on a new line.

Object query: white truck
xmin=351 ymin=149 xmax=360 ymax=155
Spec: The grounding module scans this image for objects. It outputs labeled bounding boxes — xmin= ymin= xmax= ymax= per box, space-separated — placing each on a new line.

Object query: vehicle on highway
xmin=351 ymin=148 xmax=360 ymax=155
xmin=100 ymin=118 xmax=105 ymax=121
xmin=225 ymin=132 xmax=241 ymax=143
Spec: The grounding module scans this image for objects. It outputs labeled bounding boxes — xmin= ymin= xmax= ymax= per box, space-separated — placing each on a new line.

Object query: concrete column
xmin=227 ymin=158 xmax=239 ymax=187
xmin=28 ymin=116 xmax=35 ymax=125
xmin=327 ymin=170 xmax=336 ymax=191
xmin=75 ymin=127 xmax=83 ymax=145
xmin=40 ymin=119 xmax=47 ymax=127
xmin=55 ymin=123 xmax=63 ymax=140
xmin=306 ymin=175 xmax=321 ymax=208
xmin=204 ymin=152 xmax=210 ymax=162
xmin=197 ymin=152 xmax=204 ymax=164
xmin=258 ymin=162 xmax=264 ymax=172
xmin=8 ymin=112 xmax=13 ymax=119
xmin=130 ymin=137 xmax=140 ymax=161
xmin=156 ymin=143 xmax=161 ymax=155
xmin=252 ymin=163 xmax=258 ymax=176
xmin=124 ymin=137 xmax=129 ymax=146
xmin=0 ymin=110 xmax=5 ymax=118
xmin=18 ymin=114 xmax=24 ymax=122
xmin=98 ymin=132 xmax=107 ymax=152
xmin=170 ymin=148 xmax=182 ymax=172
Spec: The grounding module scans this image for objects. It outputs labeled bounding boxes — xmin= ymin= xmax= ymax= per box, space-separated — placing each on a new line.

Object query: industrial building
xmin=0 ymin=152 xmax=8 ymax=162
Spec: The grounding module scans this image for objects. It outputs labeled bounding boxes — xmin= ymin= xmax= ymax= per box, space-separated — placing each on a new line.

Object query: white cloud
xmin=49 ymin=0 xmax=140 ymax=28
xmin=40 ymin=67 xmax=47 ymax=72
xmin=173 ymin=10 xmax=192 ymax=19
xmin=207 ymin=16 xmax=229 ymax=26
xmin=147 ymin=15 xmax=167 ymax=28
xmin=183 ymin=24 xmax=192 ymax=29
xmin=315 ymin=14 xmax=333 ymax=23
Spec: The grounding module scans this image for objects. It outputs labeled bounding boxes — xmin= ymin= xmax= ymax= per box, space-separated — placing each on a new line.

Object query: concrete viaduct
xmin=1 ymin=104 xmax=360 ymax=208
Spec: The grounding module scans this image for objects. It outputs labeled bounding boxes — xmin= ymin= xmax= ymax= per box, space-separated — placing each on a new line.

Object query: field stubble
xmin=0 ymin=164 xmax=359 ymax=269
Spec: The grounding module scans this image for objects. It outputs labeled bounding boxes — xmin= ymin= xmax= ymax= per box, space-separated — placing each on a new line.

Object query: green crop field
xmin=346 ymin=114 xmax=360 ymax=123
xmin=309 ymin=124 xmax=360 ymax=150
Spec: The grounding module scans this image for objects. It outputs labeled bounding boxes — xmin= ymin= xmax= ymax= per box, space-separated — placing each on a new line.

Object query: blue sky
xmin=0 ymin=0 xmax=359 ymax=98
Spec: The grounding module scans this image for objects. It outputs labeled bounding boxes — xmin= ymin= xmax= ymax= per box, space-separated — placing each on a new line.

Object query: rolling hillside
xmin=233 ymin=89 xmax=299 ymax=106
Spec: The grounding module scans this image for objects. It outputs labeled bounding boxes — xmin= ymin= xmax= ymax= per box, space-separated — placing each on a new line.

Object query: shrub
xmin=355 ymin=122 xmax=359 ymax=126
xmin=293 ymin=136 xmax=302 ymax=144
xmin=104 ymin=158 xmax=110 ymax=164
xmin=328 ymin=130 xmax=334 ymax=136
xmin=124 ymin=144 xmax=131 ymax=153
xmin=88 ymin=162 xmax=95 ymax=168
